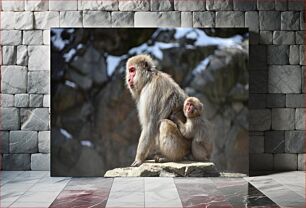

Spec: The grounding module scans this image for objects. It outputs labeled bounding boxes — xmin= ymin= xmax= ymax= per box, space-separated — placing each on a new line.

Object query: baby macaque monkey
xmin=172 ymin=97 xmax=213 ymax=161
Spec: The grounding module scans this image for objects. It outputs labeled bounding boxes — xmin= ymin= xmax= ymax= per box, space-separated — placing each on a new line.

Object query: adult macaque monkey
xmin=172 ymin=97 xmax=213 ymax=161
xmin=126 ymin=54 xmax=188 ymax=166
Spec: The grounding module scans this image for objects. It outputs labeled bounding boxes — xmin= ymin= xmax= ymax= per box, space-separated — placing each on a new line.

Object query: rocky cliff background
xmin=51 ymin=28 xmax=249 ymax=176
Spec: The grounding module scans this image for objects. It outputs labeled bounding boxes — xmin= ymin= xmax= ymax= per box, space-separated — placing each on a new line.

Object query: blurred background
xmin=51 ymin=28 xmax=249 ymax=176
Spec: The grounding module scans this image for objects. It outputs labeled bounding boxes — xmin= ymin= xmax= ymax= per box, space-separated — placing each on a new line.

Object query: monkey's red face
xmin=185 ymin=102 xmax=195 ymax=114
xmin=184 ymin=97 xmax=203 ymax=118
xmin=127 ymin=65 xmax=136 ymax=88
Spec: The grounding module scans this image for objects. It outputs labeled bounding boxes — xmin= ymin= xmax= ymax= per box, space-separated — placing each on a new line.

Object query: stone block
xmin=15 ymin=94 xmax=29 ymax=107
xmin=216 ymin=11 xmax=244 ymax=28
xmin=14 ymin=11 xmax=34 ymax=30
xmin=193 ymin=12 xmax=215 ymax=27
xmin=266 ymin=93 xmax=285 ymax=107
xmin=135 ymin=12 xmax=180 ymax=27
xmin=300 ymin=12 xmax=304 ymax=30
xmin=31 ymin=153 xmax=50 ymax=170
xmin=151 ymin=0 xmax=173 ymax=11
xmin=43 ymin=30 xmax=50 ymax=45
xmin=1 ymin=12 xmax=15 ymax=29
xmin=264 ymin=131 xmax=285 ymax=153
xmin=1 ymin=30 xmax=22 ymax=45
xmin=34 ymin=11 xmax=60 ymax=29
xmin=49 ymin=0 xmax=77 ymax=10
xmin=119 ymin=0 xmax=150 ymax=11
xmin=275 ymin=0 xmax=287 ymax=11
xmin=0 ymin=94 xmax=14 ymax=107
xmin=60 ymin=11 xmax=82 ymax=27
xmin=10 ymin=131 xmax=38 ymax=153
xmin=257 ymin=0 xmax=274 ymax=10
xmin=249 ymin=94 xmax=266 ymax=109
xmin=38 ymin=131 xmax=50 ymax=153
xmin=0 ymin=131 xmax=9 ymax=153
xmin=259 ymin=11 xmax=280 ymax=30
xmin=28 ymin=71 xmax=50 ymax=94
xmin=245 ymin=11 xmax=258 ymax=32
xmin=295 ymin=108 xmax=304 ymax=130
xmin=174 ymin=0 xmax=205 ymax=11
xmin=78 ymin=0 xmax=118 ymax=10
xmin=285 ymin=131 xmax=304 ymax=153
xmin=299 ymin=45 xmax=304 ymax=65
xmin=2 ymin=46 xmax=16 ymax=65
xmin=250 ymin=153 xmax=273 ymax=170
xmin=267 ymin=45 xmax=288 ymax=64
xmin=260 ymin=31 xmax=272 ymax=44
xmin=286 ymin=94 xmax=304 ymax=107
xmin=206 ymin=0 xmax=233 ymax=10
xmin=23 ymin=30 xmax=43 ymax=45
xmin=274 ymin=154 xmax=297 ymax=170
xmin=43 ymin=95 xmax=50 ymax=107
xmin=25 ymin=0 xmax=49 ymax=11
xmin=295 ymin=31 xmax=303 ymax=44
xmin=1 ymin=66 xmax=27 ymax=94
xmin=233 ymin=0 xmax=256 ymax=10
xmin=3 ymin=154 xmax=31 ymax=170
xmin=28 ymin=46 xmax=50 ymax=71
xmin=83 ymin=11 xmax=112 ymax=27
xmin=21 ymin=108 xmax=49 ymax=131
xmin=272 ymin=108 xmax=295 ymax=130
xmin=29 ymin=94 xmax=43 ymax=107
xmin=281 ymin=11 xmax=300 ymax=30
xmin=249 ymin=136 xmax=264 ymax=153
xmin=298 ymin=154 xmax=305 ymax=170
xmin=0 ymin=108 xmax=20 ymax=130
xmin=112 ymin=12 xmax=134 ymax=27
xmin=2 ymin=1 xmax=24 ymax=11
xmin=289 ymin=45 xmax=300 ymax=65
xmin=181 ymin=12 xmax=192 ymax=27
xmin=17 ymin=45 xmax=28 ymax=66
xmin=269 ymin=65 xmax=301 ymax=93
xmin=249 ymin=71 xmax=268 ymax=93
xmin=250 ymin=109 xmax=271 ymax=131
xmin=288 ymin=0 xmax=304 ymax=10
xmin=273 ymin=31 xmax=295 ymax=45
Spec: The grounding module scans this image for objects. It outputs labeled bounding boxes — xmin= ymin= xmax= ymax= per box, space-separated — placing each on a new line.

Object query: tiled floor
xmin=1 ymin=171 xmax=305 ymax=208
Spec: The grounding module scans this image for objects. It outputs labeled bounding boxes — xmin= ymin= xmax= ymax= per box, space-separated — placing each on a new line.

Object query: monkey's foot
xmin=154 ymin=155 xmax=168 ymax=163
xmin=131 ymin=160 xmax=143 ymax=167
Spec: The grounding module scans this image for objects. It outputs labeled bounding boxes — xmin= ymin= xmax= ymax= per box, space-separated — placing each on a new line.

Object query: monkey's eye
xmin=129 ymin=67 xmax=135 ymax=73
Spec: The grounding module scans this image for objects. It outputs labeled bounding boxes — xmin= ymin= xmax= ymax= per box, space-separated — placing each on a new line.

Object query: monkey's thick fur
xmin=126 ymin=54 xmax=189 ymax=166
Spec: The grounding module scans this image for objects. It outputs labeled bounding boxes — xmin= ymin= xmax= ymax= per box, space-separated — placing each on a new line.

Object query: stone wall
xmin=0 ymin=0 xmax=304 ymax=174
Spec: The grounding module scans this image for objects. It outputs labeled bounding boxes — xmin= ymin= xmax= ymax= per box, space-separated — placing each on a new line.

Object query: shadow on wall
xmin=51 ymin=28 xmax=249 ymax=176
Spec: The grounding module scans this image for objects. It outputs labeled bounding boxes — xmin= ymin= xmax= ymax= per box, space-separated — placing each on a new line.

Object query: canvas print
xmin=51 ymin=28 xmax=249 ymax=176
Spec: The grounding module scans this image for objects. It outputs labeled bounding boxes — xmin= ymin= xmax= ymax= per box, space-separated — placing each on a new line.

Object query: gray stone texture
xmin=28 ymin=71 xmax=50 ymax=94
xmin=151 ymin=0 xmax=173 ymax=11
xmin=23 ymin=30 xmax=43 ymax=45
xmin=119 ymin=0 xmax=150 ymax=11
xmin=285 ymin=131 xmax=304 ymax=153
xmin=135 ymin=12 xmax=180 ymax=27
xmin=216 ymin=11 xmax=244 ymax=27
xmin=249 ymin=136 xmax=264 ymax=153
xmin=28 ymin=46 xmax=50 ymax=71
xmin=10 ymin=131 xmax=38 ymax=153
xmin=0 ymin=131 xmax=9 ymax=153
xmin=298 ymin=154 xmax=305 ymax=170
xmin=43 ymin=30 xmax=50 ymax=45
xmin=250 ymin=109 xmax=271 ymax=131
xmin=17 ymin=45 xmax=28 ymax=66
xmin=300 ymin=11 xmax=304 ymax=30
xmin=49 ymin=1 xmax=78 ymax=11
xmin=264 ymin=131 xmax=285 ymax=153
xmin=60 ymin=11 xmax=83 ymax=27
xmin=250 ymin=154 xmax=273 ymax=170
xmin=295 ymin=31 xmax=304 ymax=44
xmin=249 ymin=94 xmax=266 ymax=109
xmin=38 ymin=131 xmax=50 ymax=153
xmin=299 ymin=45 xmax=304 ymax=65
xmin=289 ymin=45 xmax=300 ymax=65
xmin=288 ymin=0 xmax=304 ymax=11
xmin=2 ymin=46 xmax=17 ymax=65
xmin=1 ymin=66 xmax=27 ymax=94
xmin=193 ymin=12 xmax=215 ymax=27
xmin=112 ymin=12 xmax=134 ymax=27
xmin=83 ymin=11 xmax=112 ymax=27
xmin=233 ymin=0 xmax=256 ymax=10
xmin=269 ymin=65 xmax=301 ymax=93
xmin=250 ymin=71 xmax=268 ymax=93
xmin=267 ymin=45 xmax=288 ymax=64
xmin=257 ymin=0 xmax=274 ymax=10
xmin=3 ymin=154 xmax=31 ymax=170
xmin=1 ymin=12 xmax=15 ymax=29
xmin=181 ymin=12 xmax=192 ymax=27
xmin=249 ymin=45 xmax=267 ymax=69
xmin=281 ymin=11 xmax=300 ymax=30
xmin=78 ymin=0 xmax=118 ymax=11
xmin=0 ymin=108 xmax=20 ymax=130
xmin=15 ymin=94 xmax=29 ymax=107
xmin=1 ymin=30 xmax=22 ymax=45
xmin=245 ymin=11 xmax=258 ymax=32
xmin=25 ymin=0 xmax=49 ymax=11
xmin=174 ymin=0 xmax=205 ymax=11
xmin=273 ymin=31 xmax=295 ymax=45
xmin=275 ymin=0 xmax=287 ymax=11
xmin=14 ymin=12 xmax=34 ymax=30
xmin=29 ymin=94 xmax=44 ymax=107
xmin=259 ymin=11 xmax=280 ymax=30
xmin=274 ymin=154 xmax=298 ymax=170
xmin=272 ymin=108 xmax=295 ymax=130
xmin=21 ymin=108 xmax=49 ymax=131
xmin=31 ymin=153 xmax=50 ymax=170
xmin=266 ymin=93 xmax=285 ymax=107
xmin=286 ymin=94 xmax=304 ymax=107
xmin=206 ymin=0 xmax=233 ymax=10
xmin=43 ymin=95 xmax=50 ymax=107
xmin=0 ymin=94 xmax=14 ymax=107
xmin=34 ymin=11 xmax=60 ymax=29
xmin=295 ymin=108 xmax=304 ymax=130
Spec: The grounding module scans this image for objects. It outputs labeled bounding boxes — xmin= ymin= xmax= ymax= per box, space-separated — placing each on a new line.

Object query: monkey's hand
xmin=131 ymin=160 xmax=143 ymax=167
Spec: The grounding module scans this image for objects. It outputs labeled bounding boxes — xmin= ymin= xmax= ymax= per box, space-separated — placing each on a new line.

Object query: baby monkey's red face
xmin=184 ymin=97 xmax=203 ymax=118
